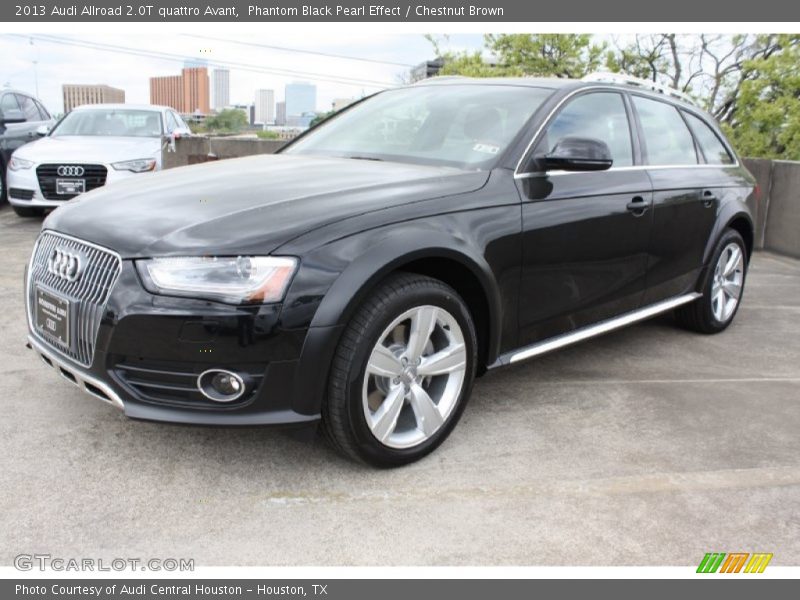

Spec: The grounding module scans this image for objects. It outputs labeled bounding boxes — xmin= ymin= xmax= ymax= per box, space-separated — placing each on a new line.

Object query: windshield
xmin=283 ymin=84 xmax=553 ymax=169
xmin=51 ymin=109 xmax=163 ymax=138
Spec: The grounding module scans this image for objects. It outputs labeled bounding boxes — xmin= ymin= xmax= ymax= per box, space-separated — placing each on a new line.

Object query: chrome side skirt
xmin=492 ymin=293 xmax=702 ymax=367
xmin=28 ymin=335 xmax=125 ymax=411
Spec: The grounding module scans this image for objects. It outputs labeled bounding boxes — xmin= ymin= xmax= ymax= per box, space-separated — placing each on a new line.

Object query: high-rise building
xmin=254 ymin=89 xmax=275 ymax=124
xmin=150 ymin=66 xmax=210 ymax=115
xmin=62 ymin=84 xmax=125 ymax=112
xmin=285 ymin=82 xmax=316 ymax=118
xmin=212 ymin=69 xmax=230 ymax=110
xmin=275 ymin=101 xmax=286 ymax=126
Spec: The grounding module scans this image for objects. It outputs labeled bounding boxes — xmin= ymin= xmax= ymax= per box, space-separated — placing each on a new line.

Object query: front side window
xmin=537 ymin=92 xmax=634 ymax=167
xmin=15 ymin=95 xmax=41 ymax=121
xmin=633 ymin=96 xmax=698 ymax=166
xmin=34 ymin=99 xmax=51 ymax=121
xmin=284 ymin=85 xmax=554 ymax=169
xmin=683 ymin=111 xmax=734 ymax=165
xmin=50 ymin=109 xmax=163 ymax=138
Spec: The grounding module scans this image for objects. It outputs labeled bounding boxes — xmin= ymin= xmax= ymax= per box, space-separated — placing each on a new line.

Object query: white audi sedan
xmin=6 ymin=104 xmax=191 ymax=217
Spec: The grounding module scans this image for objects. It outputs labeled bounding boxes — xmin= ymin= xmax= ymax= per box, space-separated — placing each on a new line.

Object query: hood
xmin=16 ymin=136 xmax=161 ymax=164
xmin=44 ymin=154 xmax=489 ymax=258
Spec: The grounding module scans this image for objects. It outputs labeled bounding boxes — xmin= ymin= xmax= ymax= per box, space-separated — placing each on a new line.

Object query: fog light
xmin=197 ymin=369 xmax=247 ymax=402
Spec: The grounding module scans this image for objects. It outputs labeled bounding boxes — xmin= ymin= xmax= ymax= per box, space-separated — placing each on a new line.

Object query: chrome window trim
xmin=26 ymin=230 xmax=122 ymax=368
xmin=513 ymin=84 xmax=740 ymax=179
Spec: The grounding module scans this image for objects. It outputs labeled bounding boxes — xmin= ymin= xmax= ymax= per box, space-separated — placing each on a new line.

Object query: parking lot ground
xmin=1 ymin=205 xmax=798 ymax=566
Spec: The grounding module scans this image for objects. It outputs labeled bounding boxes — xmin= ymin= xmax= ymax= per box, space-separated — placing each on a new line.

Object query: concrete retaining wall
xmin=162 ymin=139 xmax=799 ymax=258
xmin=161 ymin=136 xmax=286 ymax=170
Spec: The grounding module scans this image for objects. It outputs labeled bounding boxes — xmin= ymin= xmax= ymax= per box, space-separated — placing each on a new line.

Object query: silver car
xmin=7 ymin=104 xmax=191 ymax=217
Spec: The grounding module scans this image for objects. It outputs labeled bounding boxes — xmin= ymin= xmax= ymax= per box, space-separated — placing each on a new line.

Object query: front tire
xmin=676 ymin=228 xmax=747 ymax=333
xmin=322 ymin=273 xmax=477 ymax=467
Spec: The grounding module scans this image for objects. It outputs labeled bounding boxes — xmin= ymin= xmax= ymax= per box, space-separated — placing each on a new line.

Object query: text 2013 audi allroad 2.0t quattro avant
xmin=26 ymin=74 xmax=754 ymax=466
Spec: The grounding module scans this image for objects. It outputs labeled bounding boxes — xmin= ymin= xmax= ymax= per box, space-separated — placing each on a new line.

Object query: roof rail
xmin=582 ymin=71 xmax=697 ymax=106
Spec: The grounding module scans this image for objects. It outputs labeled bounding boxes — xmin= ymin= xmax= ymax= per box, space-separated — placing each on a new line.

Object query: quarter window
xmin=683 ymin=111 xmax=734 ymax=165
xmin=633 ymin=96 xmax=698 ymax=166
xmin=538 ymin=92 xmax=634 ymax=167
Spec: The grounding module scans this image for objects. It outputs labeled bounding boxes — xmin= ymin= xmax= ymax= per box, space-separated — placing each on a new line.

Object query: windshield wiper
xmin=346 ymin=155 xmax=383 ymax=161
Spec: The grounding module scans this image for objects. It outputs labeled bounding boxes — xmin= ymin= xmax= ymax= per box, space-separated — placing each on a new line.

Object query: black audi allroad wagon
xmin=26 ymin=74 xmax=754 ymax=466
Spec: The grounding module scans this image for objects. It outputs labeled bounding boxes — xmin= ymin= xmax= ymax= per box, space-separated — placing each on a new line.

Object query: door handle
xmin=702 ymin=190 xmax=717 ymax=207
xmin=626 ymin=196 xmax=648 ymax=216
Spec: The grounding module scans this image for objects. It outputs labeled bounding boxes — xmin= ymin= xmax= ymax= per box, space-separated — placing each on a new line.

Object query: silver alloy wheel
xmin=362 ymin=305 xmax=467 ymax=449
xmin=711 ymin=242 xmax=744 ymax=323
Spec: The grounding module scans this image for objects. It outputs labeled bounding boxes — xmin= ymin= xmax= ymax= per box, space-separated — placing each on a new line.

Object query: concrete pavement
xmin=0 ymin=205 xmax=798 ymax=566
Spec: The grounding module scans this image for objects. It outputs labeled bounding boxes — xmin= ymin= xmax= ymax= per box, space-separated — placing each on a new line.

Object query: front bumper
xmin=27 ymin=259 xmax=326 ymax=427
xmin=7 ymin=163 xmax=146 ymax=209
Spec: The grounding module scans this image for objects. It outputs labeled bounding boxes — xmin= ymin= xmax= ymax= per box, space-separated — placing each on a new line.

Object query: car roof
xmin=412 ymin=75 xmax=704 ymax=114
xmin=71 ymin=103 xmax=170 ymax=112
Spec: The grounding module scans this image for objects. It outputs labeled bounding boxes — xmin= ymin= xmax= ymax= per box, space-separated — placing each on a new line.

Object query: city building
xmin=184 ymin=58 xmax=208 ymax=69
xmin=275 ymin=101 xmax=286 ymax=126
xmin=212 ymin=69 xmax=230 ymax=110
xmin=332 ymin=97 xmax=356 ymax=112
xmin=285 ymin=82 xmax=316 ymax=119
xmin=254 ymin=89 xmax=275 ymax=125
xmin=62 ymin=84 xmax=125 ymax=112
xmin=149 ymin=66 xmax=210 ymax=115
xmin=410 ymin=58 xmax=446 ymax=81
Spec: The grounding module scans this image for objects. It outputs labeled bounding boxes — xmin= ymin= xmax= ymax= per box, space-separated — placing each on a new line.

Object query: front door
xmin=516 ymin=91 xmax=653 ymax=346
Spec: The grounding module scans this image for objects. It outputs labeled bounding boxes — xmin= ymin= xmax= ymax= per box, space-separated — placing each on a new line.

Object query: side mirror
xmin=36 ymin=124 xmax=50 ymax=136
xmin=544 ymin=137 xmax=613 ymax=172
xmin=0 ymin=108 xmax=26 ymax=125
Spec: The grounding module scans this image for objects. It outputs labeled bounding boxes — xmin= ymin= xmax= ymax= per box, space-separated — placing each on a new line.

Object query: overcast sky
xmin=0 ymin=33 xmax=485 ymax=114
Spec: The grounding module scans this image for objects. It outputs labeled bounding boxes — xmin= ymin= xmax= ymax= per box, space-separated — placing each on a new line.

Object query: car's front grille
xmin=8 ymin=188 xmax=35 ymax=201
xmin=36 ymin=164 xmax=108 ymax=200
xmin=27 ymin=231 xmax=121 ymax=367
xmin=112 ymin=360 xmax=263 ymax=408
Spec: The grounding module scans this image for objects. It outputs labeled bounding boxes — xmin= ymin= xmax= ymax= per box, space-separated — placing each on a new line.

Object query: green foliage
xmin=255 ymin=129 xmax=280 ymax=140
xmin=723 ymin=35 xmax=800 ymax=159
xmin=309 ymin=111 xmax=335 ymax=128
xmin=432 ymin=34 xmax=605 ymax=79
xmin=203 ymin=109 xmax=248 ymax=134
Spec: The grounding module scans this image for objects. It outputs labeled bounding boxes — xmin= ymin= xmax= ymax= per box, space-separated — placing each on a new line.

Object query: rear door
xmin=516 ymin=90 xmax=654 ymax=345
xmin=631 ymin=95 xmax=720 ymax=304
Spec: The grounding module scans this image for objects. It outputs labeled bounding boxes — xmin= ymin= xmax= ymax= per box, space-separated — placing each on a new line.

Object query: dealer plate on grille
xmin=56 ymin=178 xmax=85 ymax=195
xmin=35 ymin=287 xmax=70 ymax=347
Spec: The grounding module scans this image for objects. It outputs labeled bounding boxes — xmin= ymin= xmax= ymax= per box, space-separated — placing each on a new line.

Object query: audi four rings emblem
xmin=56 ymin=165 xmax=85 ymax=177
xmin=47 ymin=247 xmax=84 ymax=282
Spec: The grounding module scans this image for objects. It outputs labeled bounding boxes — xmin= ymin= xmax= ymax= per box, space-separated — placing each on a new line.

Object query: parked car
xmin=25 ymin=75 xmax=754 ymax=466
xmin=7 ymin=103 xmax=191 ymax=217
xmin=0 ymin=88 xmax=55 ymax=203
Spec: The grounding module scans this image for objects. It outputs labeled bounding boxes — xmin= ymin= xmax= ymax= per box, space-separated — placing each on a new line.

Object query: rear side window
xmin=633 ymin=96 xmax=697 ymax=166
xmin=540 ymin=92 xmax=633 ymax=167
xmin=1 ymin=93 xmax=20 ymax=113
xmin=683 ymin=111 xmax=734 ymax=165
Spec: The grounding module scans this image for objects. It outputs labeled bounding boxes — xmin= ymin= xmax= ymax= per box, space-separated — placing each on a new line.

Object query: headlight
xmin=136 ymin=256 xmax=298 ymax=304
xmin=8 ymin=156 xmax=34 ymax=170
xmin=111 ymin=158 xmax=157 ymax=173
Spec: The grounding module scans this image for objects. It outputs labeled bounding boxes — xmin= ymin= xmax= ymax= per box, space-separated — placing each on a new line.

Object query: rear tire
xmin=675 ymin=228 xmax=747 ymax=334
xmin=322 ymin=272 xmax=477 ymax=467
xmin=12 ymin=205 xmax=44 ymax=218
